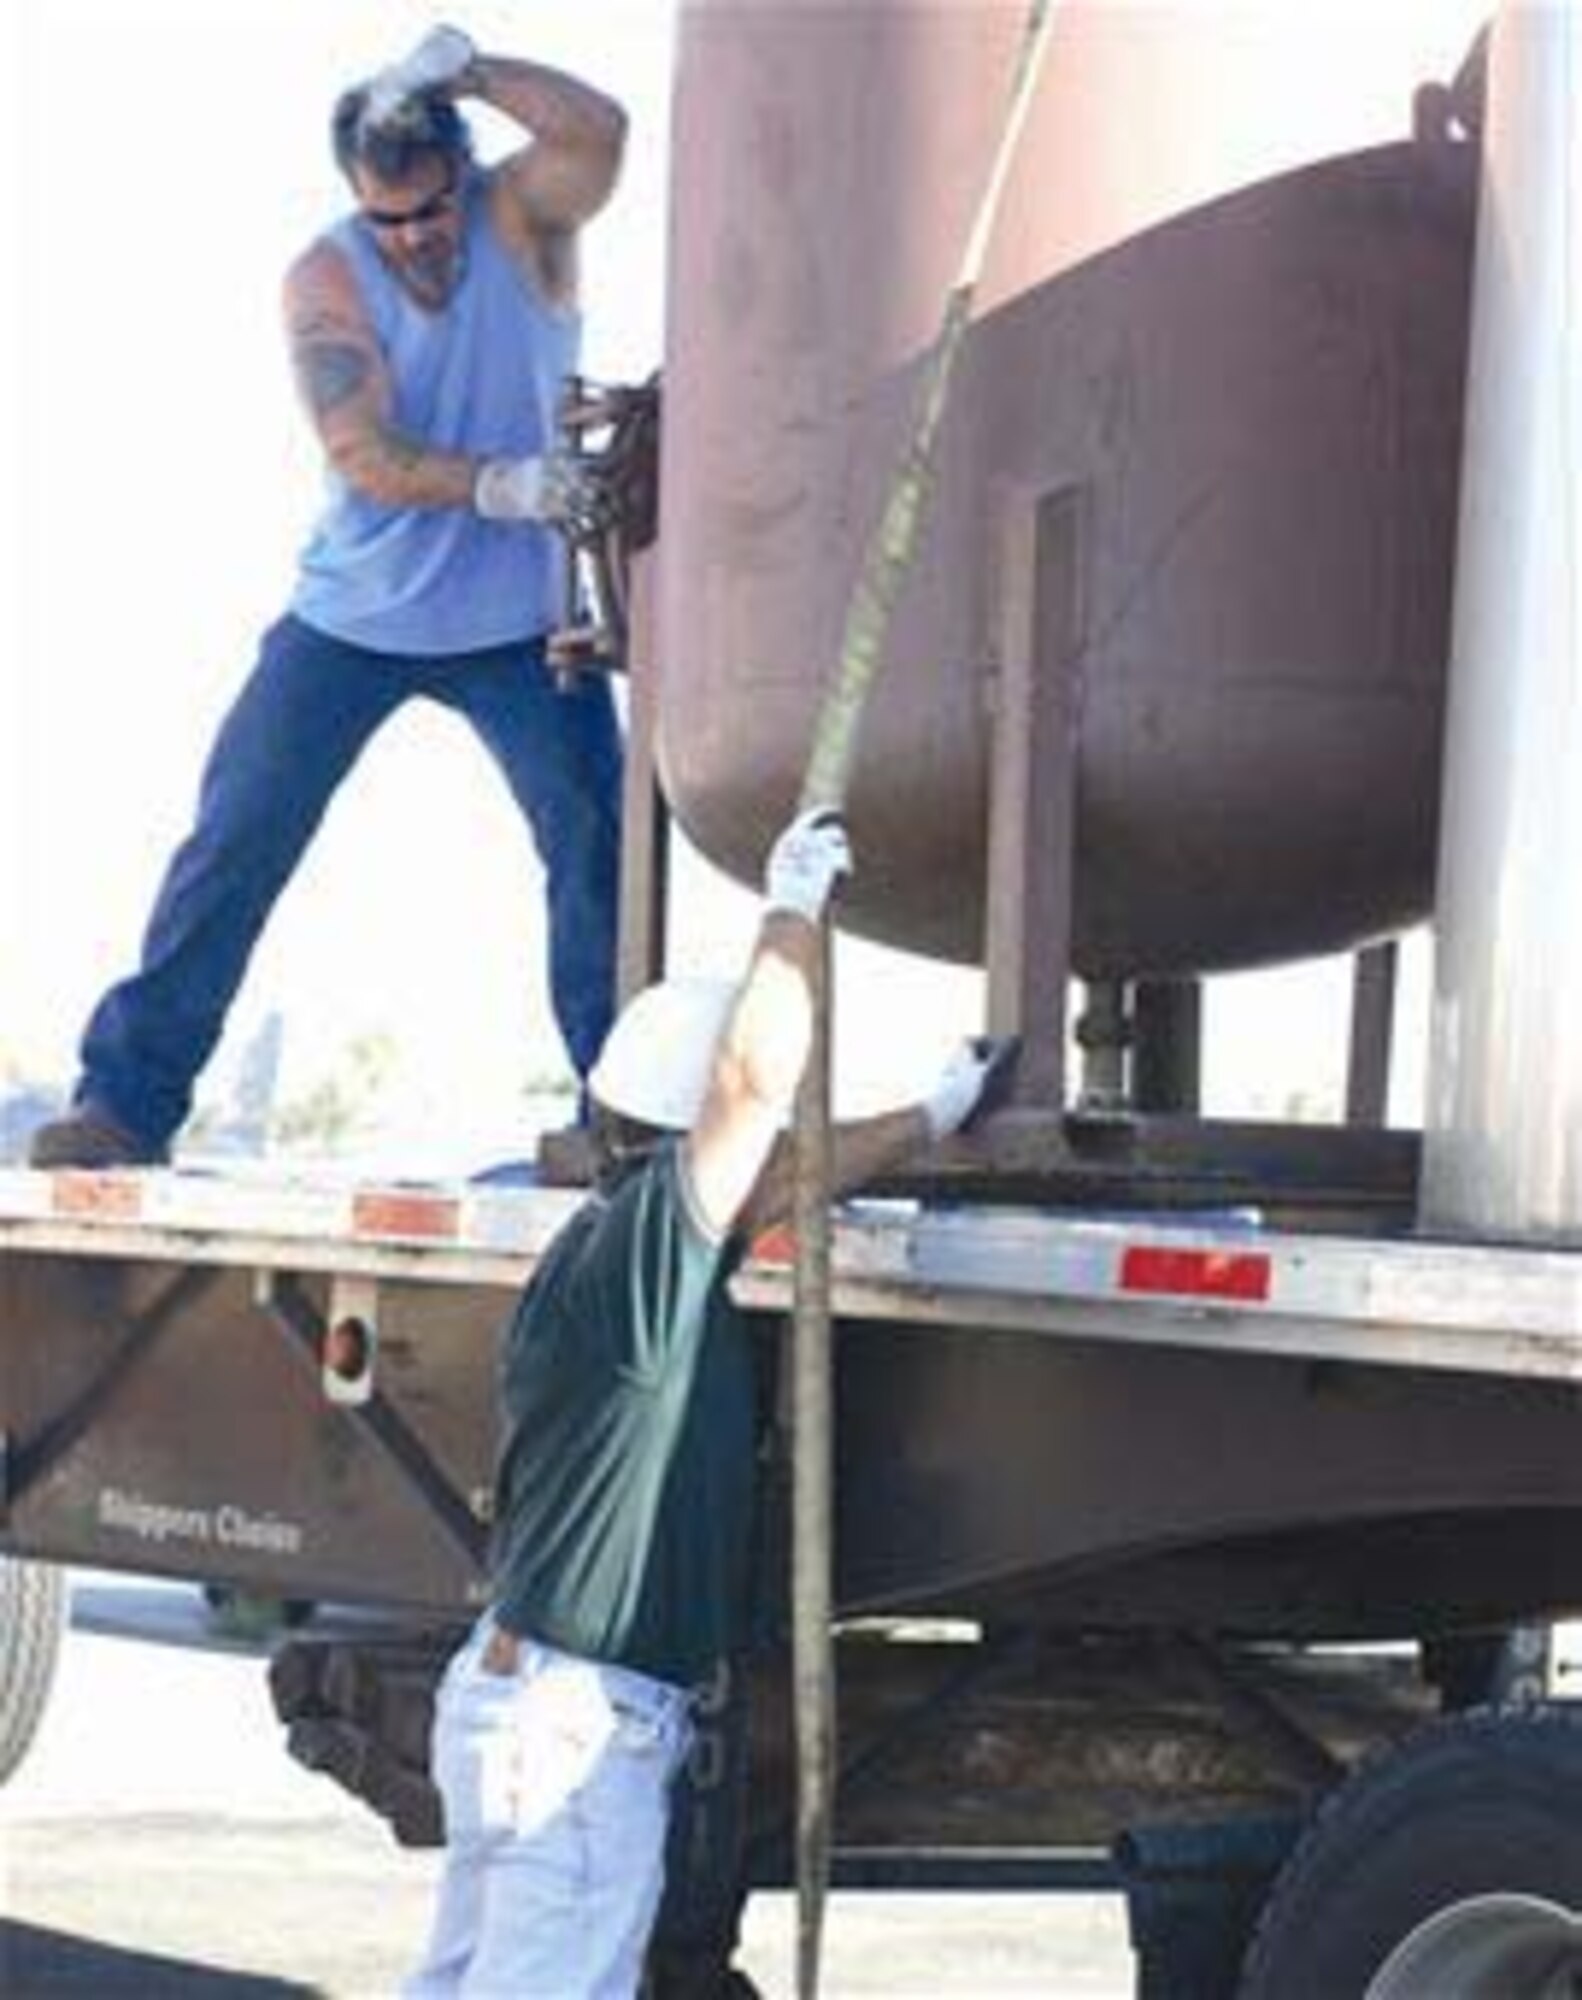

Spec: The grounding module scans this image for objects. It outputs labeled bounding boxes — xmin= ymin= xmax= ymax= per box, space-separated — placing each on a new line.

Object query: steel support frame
xmin=984 ymin=484 xmax=1088 ymax=1110
xmin=257 ymin=1270 xmax=489 ymax=1573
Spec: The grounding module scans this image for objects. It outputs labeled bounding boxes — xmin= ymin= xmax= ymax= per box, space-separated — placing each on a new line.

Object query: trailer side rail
xmin=3 ymin=1168 xmax=1580 ymax=1384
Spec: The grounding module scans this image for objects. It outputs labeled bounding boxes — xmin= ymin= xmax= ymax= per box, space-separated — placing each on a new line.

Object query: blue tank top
xmin=291 ymin=171 xmax=578 ymax=657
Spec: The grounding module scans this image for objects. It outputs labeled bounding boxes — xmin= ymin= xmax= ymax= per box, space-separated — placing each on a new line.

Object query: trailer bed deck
xmin=2 ymin=1164 xmax=1579 ymax=1386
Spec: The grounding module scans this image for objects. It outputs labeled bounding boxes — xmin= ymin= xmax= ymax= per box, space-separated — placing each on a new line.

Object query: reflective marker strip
xmin=14 ymin=1169 xmax=578 ymax=1258
xmin=1119 ymin=1245 xmax=1272 ymax=1302
xmin=351 ymin=1191 xmax=463 ymax=1241
xmin=52 ymin=1173 xmax=144 ymax=1221
xmin=750 ymin=1223 xmax=797 ymax=1267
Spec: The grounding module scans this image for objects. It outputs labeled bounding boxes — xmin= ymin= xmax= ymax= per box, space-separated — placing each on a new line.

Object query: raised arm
xmin=684 ymin=816 xmax=851 ymax=1239
xmin=684 ymin=810 xmax=1001 ymax=1239
xmin=363 ymin=26 xmax=626 ymax=298
xmin=463 ymin=53 xmax=628 ymax=234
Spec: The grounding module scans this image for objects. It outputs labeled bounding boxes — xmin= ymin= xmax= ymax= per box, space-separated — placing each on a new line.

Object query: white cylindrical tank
xmin=1422 ymin=3 xmax=1582 ymax=1240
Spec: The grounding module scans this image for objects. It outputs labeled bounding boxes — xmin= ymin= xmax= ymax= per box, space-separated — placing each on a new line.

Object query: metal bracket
xmin=255 ymin=1271 xmax=488 ymax=1572
xmin=985 ymin=484 xmax=1089 ymax=1109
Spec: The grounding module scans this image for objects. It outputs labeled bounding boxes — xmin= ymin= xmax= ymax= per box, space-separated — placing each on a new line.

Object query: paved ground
xmin=1 ymin=1582 xmax=1136 ymax=1998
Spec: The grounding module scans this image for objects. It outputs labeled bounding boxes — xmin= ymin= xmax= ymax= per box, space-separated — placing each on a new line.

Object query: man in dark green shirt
xmin=405 ymin=809 xmax=997 ymax=1999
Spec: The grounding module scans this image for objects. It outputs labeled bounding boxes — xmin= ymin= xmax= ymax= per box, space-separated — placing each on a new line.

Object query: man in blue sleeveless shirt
xmin=32 ymin=25 xmax=627 ymax=1168
xmin=404 ymin=808 xmax=998 ymax=1998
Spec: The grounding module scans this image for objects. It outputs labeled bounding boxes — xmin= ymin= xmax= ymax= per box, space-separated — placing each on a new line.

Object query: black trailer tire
xmin=0 ymin=1557 xmax=66 ymax=1785
xmin=1237 ymin=1705 xmax=1582 ymax=2000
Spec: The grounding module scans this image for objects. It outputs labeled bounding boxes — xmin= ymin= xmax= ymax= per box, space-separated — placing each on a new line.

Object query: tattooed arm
xmin=282 ymin=240 xmax=476 ymax=508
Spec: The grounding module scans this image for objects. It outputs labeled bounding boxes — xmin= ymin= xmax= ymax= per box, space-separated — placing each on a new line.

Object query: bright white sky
xmin=1 ymin=0 xmax=1455 ymax=1164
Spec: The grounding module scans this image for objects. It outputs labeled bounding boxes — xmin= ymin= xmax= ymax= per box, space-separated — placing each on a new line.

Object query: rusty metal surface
xmin=658 ymin=4 xmax=1476 ymax=973
xmin=6 ymin=1146 xmax=1581 ymax=1642
xmin=7 ymin=1232 xmax=1582 ymax=1641
xmin=829 ymin=1324 xmax=1582 ymax=1634
xmin=270 ymin=1624 xmax=1438 ymax=1858
xmin=0 ymin=1252 xmax=498 ymax=1612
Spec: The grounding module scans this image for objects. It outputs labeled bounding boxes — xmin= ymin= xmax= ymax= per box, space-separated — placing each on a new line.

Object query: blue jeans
xmin=75 ymin=613 xmax=622 ymax=1151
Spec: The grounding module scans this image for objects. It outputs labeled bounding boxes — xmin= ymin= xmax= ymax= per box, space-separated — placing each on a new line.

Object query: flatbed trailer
xmin=2 ymin=1153 xmax=1579 ymax=1996
xmin=7 ymin=4 xmax=1581 ymax=1991
xmin=4 ymin=1155 xmax=1581 ymax=1603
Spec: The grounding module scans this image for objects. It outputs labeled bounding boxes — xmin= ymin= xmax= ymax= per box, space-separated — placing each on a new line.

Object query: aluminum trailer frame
xmin=4 ymin=1158 xmax=1580 ymax=1995
xmin=2 ymin=1161 xmax=1580 ymax=1640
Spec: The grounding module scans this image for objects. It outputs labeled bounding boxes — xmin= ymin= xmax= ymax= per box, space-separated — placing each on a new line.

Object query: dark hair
xmin=331 ymin=86 xmax=473 ymax=184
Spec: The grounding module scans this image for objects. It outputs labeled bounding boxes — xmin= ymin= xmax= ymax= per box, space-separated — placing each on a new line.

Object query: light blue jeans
xmin=404 ymin=1617 xmax=694 ymax=2000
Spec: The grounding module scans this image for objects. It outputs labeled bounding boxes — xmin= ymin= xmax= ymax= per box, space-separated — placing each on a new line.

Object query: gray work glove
xmin=365 ymin=24 xmax=477 ymax=125
xmin=474 ymin=450 xmax=607 ymax=534
xmin=923 ymin=1039 xmax=1001 ymax=1140
xmin=763 ymin=808 xmax=852 ymax=923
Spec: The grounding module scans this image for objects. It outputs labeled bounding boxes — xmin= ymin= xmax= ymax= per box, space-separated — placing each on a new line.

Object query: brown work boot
xmin=28 ymin=1106 xmax=166 ymax=1169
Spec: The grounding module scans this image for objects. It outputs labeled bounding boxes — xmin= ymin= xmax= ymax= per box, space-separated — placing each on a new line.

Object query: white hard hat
xmin=588 ymin=977 xmax=738 ymax=1131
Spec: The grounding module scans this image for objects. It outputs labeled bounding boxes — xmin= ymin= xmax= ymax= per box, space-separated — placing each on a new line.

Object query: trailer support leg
xmin=1346 ymin=939 xmax=1398 ymax=1129
xmin=616 ymin=551 xmax=670 ymax=1005
xmin=985 ymin=484 xmax=1088 ymax=1110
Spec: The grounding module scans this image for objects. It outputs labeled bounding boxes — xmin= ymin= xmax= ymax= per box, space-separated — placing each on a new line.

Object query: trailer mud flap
xmin=1115 ymin=1811 xmax=1302 ymax=2000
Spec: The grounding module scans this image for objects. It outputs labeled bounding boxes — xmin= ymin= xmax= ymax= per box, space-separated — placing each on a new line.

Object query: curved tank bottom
xmin=831 ymin=1324 xmax=1582 ymax=1640
xmin=658 ymin=3 xmax=1478 ymax=973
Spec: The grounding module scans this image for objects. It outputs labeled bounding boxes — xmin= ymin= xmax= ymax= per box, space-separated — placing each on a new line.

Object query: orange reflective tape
xmin=351 ymin=1190 xmax=461 ymax=1240
xmin=52 ymin=1172 xmax=144 ymax=1221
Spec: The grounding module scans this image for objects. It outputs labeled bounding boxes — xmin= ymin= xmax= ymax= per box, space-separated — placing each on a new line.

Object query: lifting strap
xmin=787 ymin=5 xmax=1058 ymax=1994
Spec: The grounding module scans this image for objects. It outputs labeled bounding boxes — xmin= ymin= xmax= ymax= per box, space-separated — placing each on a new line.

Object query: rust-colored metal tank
xmin=656 ymin=4 xmax=1477 ymax=974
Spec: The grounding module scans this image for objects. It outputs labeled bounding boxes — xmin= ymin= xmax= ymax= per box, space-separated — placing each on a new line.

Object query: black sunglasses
xmin=361 ymin=171 xmax=459 ymax=233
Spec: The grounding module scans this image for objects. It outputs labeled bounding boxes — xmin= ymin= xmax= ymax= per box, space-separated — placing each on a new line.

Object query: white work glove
xmin=474 ymin=451 xmax=606 ymax=534
xmin=365 ymin=24 xmax=477 ymax=126
xmin=764 ymin=808 xmax=852 ymax=923
xmin=923 ymin=1039 xmax=999 ymax=1140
